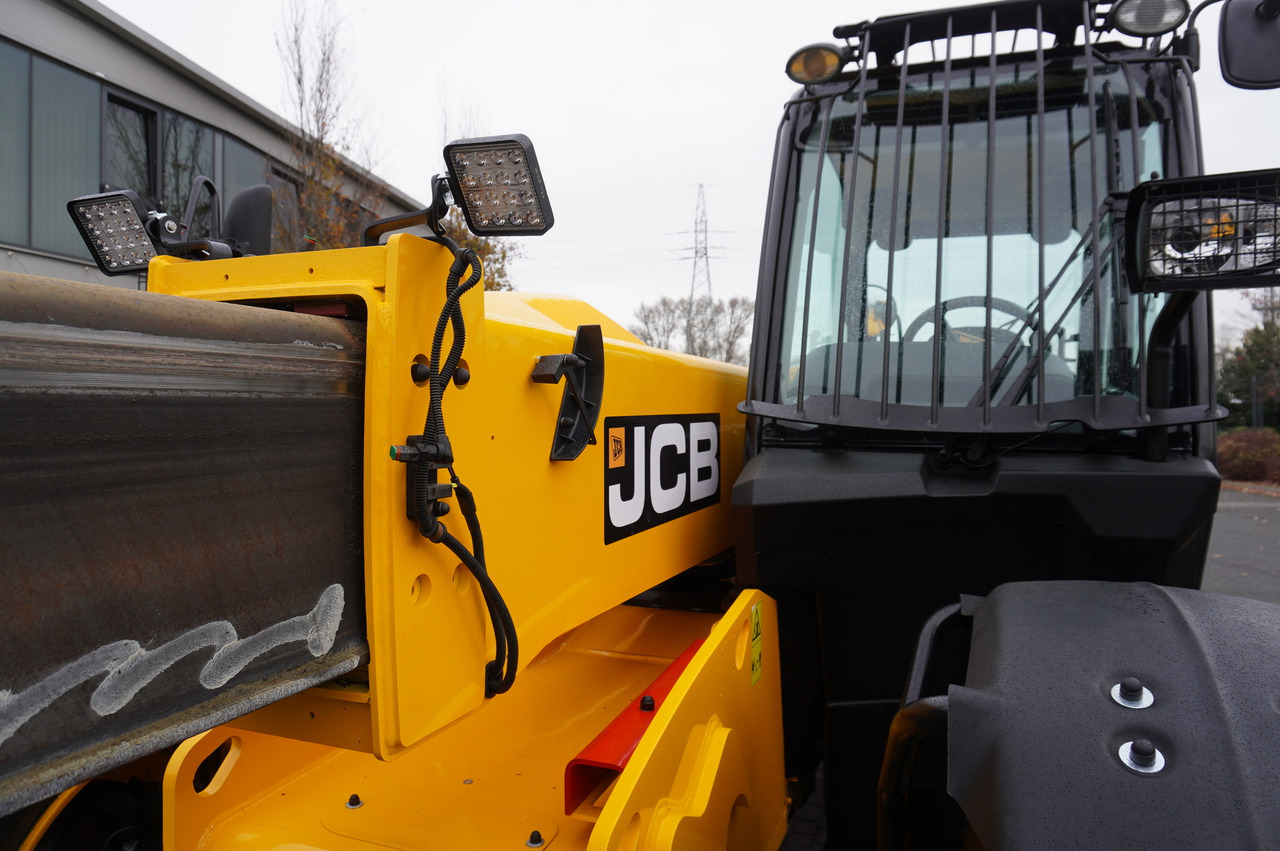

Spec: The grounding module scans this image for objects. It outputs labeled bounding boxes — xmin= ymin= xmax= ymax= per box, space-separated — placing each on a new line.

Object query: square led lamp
xmin=67 ymin=190 xmax=162 ymax=276
xmin=444 ymin=134 xmax=554 ymax=236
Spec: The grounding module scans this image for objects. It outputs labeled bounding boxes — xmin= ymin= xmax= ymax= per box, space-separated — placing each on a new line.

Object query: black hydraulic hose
xmin=424 ymin=250 xmax=481 ymax=442
xmin=438 ymin=526 xmax=518 ymax=696
xmin=416 ymin=249 xmax=482 ymax=540
xmin=452 ymin=473 xmax=485 ymax=566
xmin=406 ymin=244 xmax=517 ymax=696
xmin=451 ymin=471 xmax=505 ymax=677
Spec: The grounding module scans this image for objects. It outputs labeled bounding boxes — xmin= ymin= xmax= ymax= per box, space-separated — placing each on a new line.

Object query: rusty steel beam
xmin=0 ymin=272 xmax=368 ymax=815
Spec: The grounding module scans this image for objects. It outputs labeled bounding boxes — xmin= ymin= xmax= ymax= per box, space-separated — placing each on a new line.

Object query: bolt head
xmin=1120 ymin=677 xmax=1144 ymax=700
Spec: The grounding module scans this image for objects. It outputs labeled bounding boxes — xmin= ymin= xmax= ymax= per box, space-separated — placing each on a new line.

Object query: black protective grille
xmin=748 ymin=1 xmax=1224 ymax=436
xmin=1140 ymin=176 xmax=1280 ymax=285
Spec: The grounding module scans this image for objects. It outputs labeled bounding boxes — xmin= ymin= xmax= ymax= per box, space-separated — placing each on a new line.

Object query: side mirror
xmin=1219 ymin=0 xmax=1280 ymax=89
xmin=1125 ymin=168 xmax=1280 ymax=293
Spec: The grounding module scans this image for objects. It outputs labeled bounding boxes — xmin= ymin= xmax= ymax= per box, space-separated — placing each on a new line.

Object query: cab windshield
xmin=776 ymin=57 xmax=1169 ymax=432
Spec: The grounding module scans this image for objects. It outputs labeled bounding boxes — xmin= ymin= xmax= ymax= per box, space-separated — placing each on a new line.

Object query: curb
xmin=1222 ymin=480 xmax=1280 ymax=498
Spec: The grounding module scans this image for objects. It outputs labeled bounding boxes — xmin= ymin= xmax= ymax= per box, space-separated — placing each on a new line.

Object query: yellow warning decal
xmin=750 ymin=602 xmax=763 ymax=685
xmin=608 ymin=427 xmax=626 ymax=469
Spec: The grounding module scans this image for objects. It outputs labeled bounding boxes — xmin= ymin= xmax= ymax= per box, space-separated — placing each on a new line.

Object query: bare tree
xmin=1249 ymin=286 xmax=1280 ymax=325
xmin=1218 ymin=286 xmax=1280 ymax=429
xmin=630 ymin=295 xmax=754 ymax=365
xmin=719 ymin=296 xmax=754 ymax=365
xmin=632 ymin=297 xmax=684 ymax=351
xmin=275 ymin=0 xmax=386 ymax=251
xmin=438 ymin=210 xmax=522 ymax=292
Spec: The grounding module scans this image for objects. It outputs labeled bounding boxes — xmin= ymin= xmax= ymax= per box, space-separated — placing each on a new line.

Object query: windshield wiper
xmin=965 ymin=222 xmax=1096 ymax=408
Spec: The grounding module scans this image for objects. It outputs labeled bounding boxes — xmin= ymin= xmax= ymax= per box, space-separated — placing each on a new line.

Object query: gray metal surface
xmin=0 ymin=272 xmax=368 ymax=815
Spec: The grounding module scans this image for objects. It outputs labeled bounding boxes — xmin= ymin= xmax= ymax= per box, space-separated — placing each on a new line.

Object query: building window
xmin=269 ymin=169 xmax=302 ymax=253
xmin=1 ymin=42 xmax=376 ymax=269
xmin=162 ymin=112 xmax=214 ymax=238
xmin=223 ymin=135 xmax=269 ymax=200
xmin=105 ymin=96 xmax=157 ymax=201
xmin=31 ymin=57 xmax=100 ymax=259
xmin=0 ymin=41 xmax=30 ymax=246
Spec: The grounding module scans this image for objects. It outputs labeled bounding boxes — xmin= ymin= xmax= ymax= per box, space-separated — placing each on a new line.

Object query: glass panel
xmin=269 ymin=170 xmax=301 ymax=252
xmin=105 ymin=98 xmax=154 ymax=197
xmin=0 ymin=42 xmax=30 ymax=245
xmin=31 ymin=58 xmax=100 ymax=258
xmin=223 ymin=136 xmax=270 ymax=200
xmin=777 ymin=59 xmax=1167 ymax=423
xmin=162 ymin=113 xmax=214 ymax=238
xmin=223 ymin=136 xmax=273 ymax=252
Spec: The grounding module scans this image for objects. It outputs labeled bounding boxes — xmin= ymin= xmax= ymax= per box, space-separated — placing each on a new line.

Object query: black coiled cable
xmin=413 ymin=244 xmax=518 ymax=696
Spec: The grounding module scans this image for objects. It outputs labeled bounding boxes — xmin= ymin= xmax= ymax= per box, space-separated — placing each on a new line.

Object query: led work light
xmin=1109 ymin=0 xmax=1190 ymax=36
xmin=67 ymin=190 xmax=167 ymax=276
xmin=443 ymin=134 xmax=553 ymax=236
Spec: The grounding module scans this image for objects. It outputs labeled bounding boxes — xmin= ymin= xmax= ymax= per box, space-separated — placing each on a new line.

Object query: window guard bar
xmin=753 ymin=2 xmax=1227 ymax=436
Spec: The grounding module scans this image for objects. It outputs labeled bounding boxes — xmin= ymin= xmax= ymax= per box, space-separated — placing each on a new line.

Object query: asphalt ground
xmin=780 ymin=481 xmax=1280 ymax=850
xmin=1202 ymin=481 xmax=1280 ymax=604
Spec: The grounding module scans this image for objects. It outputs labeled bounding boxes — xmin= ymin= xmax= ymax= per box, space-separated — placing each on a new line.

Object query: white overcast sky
xmin=97 ymin=0 xmax=1276 ymax=341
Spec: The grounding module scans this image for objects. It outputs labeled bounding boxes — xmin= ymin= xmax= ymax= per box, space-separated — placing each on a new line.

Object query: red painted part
xmin=563 ymin=640 xmax=705 ymax=815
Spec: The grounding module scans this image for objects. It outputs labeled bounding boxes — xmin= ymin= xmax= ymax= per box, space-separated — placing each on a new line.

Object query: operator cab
xmin=734 ymin=0 xmax=1280 ymax=845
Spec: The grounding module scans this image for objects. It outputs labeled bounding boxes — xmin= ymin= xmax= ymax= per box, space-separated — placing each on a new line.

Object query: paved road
xmin=1201 ymin=485 xmax=1280 ymax=604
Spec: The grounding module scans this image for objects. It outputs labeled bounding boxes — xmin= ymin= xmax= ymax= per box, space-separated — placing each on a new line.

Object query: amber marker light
xmin=786 ymin=44 xmax=847 ymax=85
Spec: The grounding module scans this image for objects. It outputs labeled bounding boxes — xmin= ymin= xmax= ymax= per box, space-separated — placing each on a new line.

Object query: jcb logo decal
xmin=608 ymin=428 xmax=627 ymax=469
xmin=604 ymin=414 xmax=720 ymax=544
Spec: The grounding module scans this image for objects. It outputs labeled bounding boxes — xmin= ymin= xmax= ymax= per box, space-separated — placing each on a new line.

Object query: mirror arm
xmin=181 ymin=176 xmax=222 ymax=239
xmin=1143 ymin=290 xmax=1199 ymax=460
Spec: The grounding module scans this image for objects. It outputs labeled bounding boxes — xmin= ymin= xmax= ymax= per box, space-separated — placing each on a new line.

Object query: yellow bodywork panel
xmin=164 ymin=594 xmax=786 ymax=849
xmin=147 ymin=238 xmax=783 ymax=848
xmin=147 ymin=237 xmax=747 ymax=759
xmin=588 ymin=590 xmax=788 ymax=851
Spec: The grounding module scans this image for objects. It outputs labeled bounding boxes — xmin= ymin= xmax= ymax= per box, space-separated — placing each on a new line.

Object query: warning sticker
xmin=750 ymin=602 xmax=763 ymax=686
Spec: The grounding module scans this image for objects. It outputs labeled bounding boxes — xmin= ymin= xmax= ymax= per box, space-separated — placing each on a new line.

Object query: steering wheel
xmin=902 ymin=296 xmax=1033 ymax=344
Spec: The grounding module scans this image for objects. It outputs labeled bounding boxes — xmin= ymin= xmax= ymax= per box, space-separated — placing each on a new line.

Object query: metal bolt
xmin=346 ymin=793 xmax=363 ymax=809
xmin=526 ymin=830 xmax=545 ymax=848
xmin=1111 ymin=676 xmax=1154 ymax=709
xmin=1119 ymin=739 xmax=1165 ymax=773
xmin=163 ymin=219 xmax=178 ymax=234
xmin=640 ymin=695 xmax=656 ymax=712
xmin=1130 ymin=739 xmax=1157 ymax=767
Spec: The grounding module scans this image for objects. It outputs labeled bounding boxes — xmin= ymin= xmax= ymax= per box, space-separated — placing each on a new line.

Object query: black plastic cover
xmin=950 ymin=581 xmax=1280 ymax=849
xmin=1219 ymin=0 xmax=1280 ymax=90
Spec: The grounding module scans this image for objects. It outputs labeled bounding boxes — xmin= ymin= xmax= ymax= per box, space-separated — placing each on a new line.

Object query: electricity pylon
xmin=685 ymin=184 xmax=713 ymax=353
